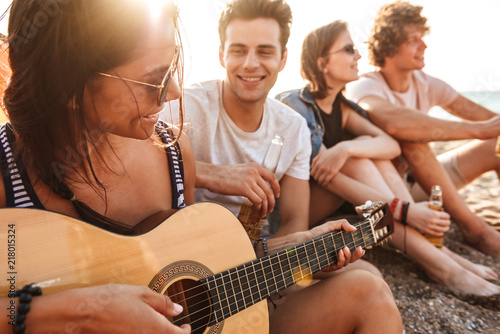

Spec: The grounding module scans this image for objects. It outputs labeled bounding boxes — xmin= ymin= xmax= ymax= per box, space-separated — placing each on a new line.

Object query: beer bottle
xmin=237 ymin=134 xmax=284 ymax=240
xmin=424 ymin=185 xmax=445 ymax=247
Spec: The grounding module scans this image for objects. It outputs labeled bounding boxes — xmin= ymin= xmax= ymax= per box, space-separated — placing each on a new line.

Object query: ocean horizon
xmin=429 ymin=91 xmax=500 ymax=120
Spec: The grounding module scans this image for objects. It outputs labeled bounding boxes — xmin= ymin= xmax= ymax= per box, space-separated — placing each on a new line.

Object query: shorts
xmin=407 ymin=149 xmax=468 ymax=202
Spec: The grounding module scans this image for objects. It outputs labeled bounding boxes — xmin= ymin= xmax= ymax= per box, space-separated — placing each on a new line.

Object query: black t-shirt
xmin=318 ymin=94 xmax=343 ymax=149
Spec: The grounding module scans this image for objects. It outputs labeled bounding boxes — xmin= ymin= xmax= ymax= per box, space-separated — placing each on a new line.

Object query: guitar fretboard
xmin=201 ymin=216 xmax=379 ymax=325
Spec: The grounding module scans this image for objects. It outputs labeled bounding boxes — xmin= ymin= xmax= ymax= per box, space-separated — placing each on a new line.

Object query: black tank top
xmin=319 ymin=93 xmax=343 ymax=149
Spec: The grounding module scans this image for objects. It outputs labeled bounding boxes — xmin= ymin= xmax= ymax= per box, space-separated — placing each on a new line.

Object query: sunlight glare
xmin=143 ymin=0 xmax=171 ymax=21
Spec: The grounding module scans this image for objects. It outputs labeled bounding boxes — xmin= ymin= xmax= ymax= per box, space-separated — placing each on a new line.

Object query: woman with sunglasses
xmin=0 ymin=0 xmax=197 ymax=332
xmin=276 ymin=20 xmax=499 ymax=296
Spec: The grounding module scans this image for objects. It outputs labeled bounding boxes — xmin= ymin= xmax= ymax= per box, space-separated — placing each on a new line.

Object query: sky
xmin=1 ymin=0 xmax=500 ymax=96
xmin=175 ymin=0 xmax=500 ymax=97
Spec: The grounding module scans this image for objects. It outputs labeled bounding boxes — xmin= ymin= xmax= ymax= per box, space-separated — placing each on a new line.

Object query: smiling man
xmin=175 ymin=0 xmax=311 ymax=238
xmin=346 ymin=1 xmax=500 ymax=258
xmin=161 ymin=1 xmax=404 ymax=332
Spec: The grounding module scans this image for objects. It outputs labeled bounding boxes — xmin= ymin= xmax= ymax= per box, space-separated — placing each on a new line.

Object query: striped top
xmin=0 ymin=121 xmax=185 ymax=210
xmin=156 ymin=120 xmax=186 ymax=209
xmin=0 ymin=123 xmax=44 ymax=208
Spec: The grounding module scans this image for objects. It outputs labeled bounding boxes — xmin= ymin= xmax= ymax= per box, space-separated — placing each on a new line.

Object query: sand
xmin=364 ymin=141 xmax=500 ymax=334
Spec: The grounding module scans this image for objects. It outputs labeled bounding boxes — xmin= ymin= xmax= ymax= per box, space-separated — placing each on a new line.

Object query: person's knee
xmin=339 ymin=270 xmax=398 ymax=313
xmin=351 ymin=269 xmax=392 ymax=292
xmin=347 ymin=157 xmax=376 ymax=170
xmin=341 ymin=260 xmax=384 ymax=279
xmin=348 ymin=270 xmax=402 ymax=324
xmin=331 ymin=269 xmax=392 ymax=298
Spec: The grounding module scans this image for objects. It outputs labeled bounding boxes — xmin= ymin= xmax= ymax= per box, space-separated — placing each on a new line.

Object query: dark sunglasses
xmin=98 ymin=46 xmax=180 ymax=107
xmin=327 ymin=44 xmax=358 ymax=56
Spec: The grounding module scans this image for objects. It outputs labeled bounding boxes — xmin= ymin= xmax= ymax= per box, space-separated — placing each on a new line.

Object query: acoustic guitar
xmin=1 ymin=202 xmax=392 ymax=333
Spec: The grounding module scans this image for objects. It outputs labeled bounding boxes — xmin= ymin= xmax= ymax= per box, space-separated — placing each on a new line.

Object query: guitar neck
xmin=201 ymin=216 xmax=377 ymax=325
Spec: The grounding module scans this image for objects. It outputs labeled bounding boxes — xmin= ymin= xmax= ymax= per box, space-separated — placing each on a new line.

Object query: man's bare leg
xmin=451 ymin=139 xmax=500 ymax=182
xmin=269 ymin=270 xmax=403 ymax=334
xmin=401 ymin=142 xmax=500 ymax=258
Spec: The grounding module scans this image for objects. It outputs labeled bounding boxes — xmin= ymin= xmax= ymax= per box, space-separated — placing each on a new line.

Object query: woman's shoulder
xmin=154 ymin=120 xmax=193 ymax=165
xmin=338 ymin=94 xmax=370 ymax=120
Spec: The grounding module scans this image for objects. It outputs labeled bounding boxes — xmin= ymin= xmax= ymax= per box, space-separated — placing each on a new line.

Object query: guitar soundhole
xmin=167 ymin=279 xmax=212 ymax=334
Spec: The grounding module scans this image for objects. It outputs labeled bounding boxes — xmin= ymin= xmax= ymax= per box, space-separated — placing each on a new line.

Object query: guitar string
xmin=170 ymin=220 xmax=384 ymax=329
xmin=174 ymin=219 xmax=384 ymax=332
xmin=175 ymin=224 xmax=379 ymax=332
xmin=170 ymin=219 xmax=378 ymax=314
xmin=167 ymin=219 xmax=380 ymax=313
xmin=165 ymin=218 xmax=378 ymax=303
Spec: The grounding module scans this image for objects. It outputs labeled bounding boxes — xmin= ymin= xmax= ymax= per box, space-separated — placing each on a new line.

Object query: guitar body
xmin=1 ymin=202 xmax=269 ymax=333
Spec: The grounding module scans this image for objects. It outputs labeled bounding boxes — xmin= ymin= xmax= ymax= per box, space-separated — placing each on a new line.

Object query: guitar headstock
xmin=355 ymin=201 xmax=393 ymax=247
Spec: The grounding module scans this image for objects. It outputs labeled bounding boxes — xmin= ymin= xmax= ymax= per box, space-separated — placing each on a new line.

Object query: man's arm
xmin=444 ymin=94 xmax=497 ymax=121
xmin=195 ymin=161 xmax=280 ymax=216
xmin=272 ymin=175 xmax=309 ymax=237
xmin=358 ymin=95 xmax=500 ymax=142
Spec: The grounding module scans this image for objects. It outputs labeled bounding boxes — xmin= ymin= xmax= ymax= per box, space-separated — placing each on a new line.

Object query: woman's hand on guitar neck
xmin=265 ymin=219 xmax=365 ymax=271
xmin=3 ymin=284 xmax=192 ymax=333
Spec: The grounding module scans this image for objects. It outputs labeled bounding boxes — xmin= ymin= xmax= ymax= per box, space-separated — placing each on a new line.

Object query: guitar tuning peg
xmin=381 ymin=237 xmax=392 ymax=245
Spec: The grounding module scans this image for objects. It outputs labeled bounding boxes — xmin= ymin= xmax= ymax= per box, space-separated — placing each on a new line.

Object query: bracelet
xmin=14 ymin=284 xmax=42 ymax=334
xmin=252 ymin=238 xmax=263 ymax=254
xmin=401 ymin=202 xmax=410 ymax=226
xmin=390 ymin=198 xmax=399 ymax=214
xmin=262 ymin=238 xmax=269 ymax=256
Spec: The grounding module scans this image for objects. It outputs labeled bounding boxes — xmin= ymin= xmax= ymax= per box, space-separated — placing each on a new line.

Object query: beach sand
xmin=364 ymin=140 xmax=500 ymax=334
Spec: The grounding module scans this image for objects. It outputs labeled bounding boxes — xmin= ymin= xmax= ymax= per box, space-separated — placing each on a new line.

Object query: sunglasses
xmin=326 ymin=44 xmax=358 ymax=56
xmin=98 ymin=46 xmax=180 ymax=107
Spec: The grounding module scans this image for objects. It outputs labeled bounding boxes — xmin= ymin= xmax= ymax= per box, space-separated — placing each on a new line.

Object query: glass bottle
xmin=237 ymin=134 xmax=284 ymax=240
xmin=424 ymin=185 xmax=444 ymax=247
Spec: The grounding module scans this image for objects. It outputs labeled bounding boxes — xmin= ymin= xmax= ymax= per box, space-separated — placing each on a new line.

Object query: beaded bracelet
xmin=262 ymin=238 xmax=269 ymax=256
xmin=14 ymin=284 xmax=42 ymax=334
xmin=390 ymin=198 xmax=399 ymax=214
xmin=252 ymin=238 xmax=263 ymax=251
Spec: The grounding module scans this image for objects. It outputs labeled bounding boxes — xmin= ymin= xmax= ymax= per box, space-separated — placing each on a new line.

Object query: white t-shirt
xmin=346 ymin=70 xmax=459 ymax=113
xmin=163 ymin=79 xmax=311 ymax=215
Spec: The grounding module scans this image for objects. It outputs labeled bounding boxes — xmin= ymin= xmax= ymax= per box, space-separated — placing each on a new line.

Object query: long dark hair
xmin=4 ymin=0 xmax=184 ymax=232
